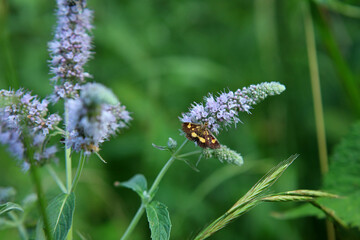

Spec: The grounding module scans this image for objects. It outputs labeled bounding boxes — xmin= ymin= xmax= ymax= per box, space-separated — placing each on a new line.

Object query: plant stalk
xmin=303 ymin=3 xmax=334 ymax=240
xmin=304 ymin=1 xmax=329 ymax=176
xmin=64 ymin=102 xmax=73 ymax=240
xmin=120 ymin=139 xmax=188 ymax=240
xmin=71 ymin=153 xmax=87 ymax=192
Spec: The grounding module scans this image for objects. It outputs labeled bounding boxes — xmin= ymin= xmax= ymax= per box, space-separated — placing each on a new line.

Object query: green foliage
xmin=274 ymin=122 xmax=360 ymax=236
xmin=319 ymin=122 xmax=360 ymax=229
xmin=194 ymin=155 xmax=337 ymax=240
xmin=0 ymin=203 xmax=23 ymax=216
xmin=145 ymin=201 xmax=171 ymax=240
xmin=47 ymin=193 xmax=75 ymax=240
xmin=1 ymin=0 xmax=360 ymax=239
xmin=116 ymin=174 xmax=148 ymax=199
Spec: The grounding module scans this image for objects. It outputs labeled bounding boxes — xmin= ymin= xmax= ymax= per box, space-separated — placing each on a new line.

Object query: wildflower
xmin=66 ymin=83 xmax=132 ymax=155
xmin=0 ymin=89 xmax=61 ymax=171
xmin=48 ymin=0 xmax=93 ymax=102
xmin=180 ymin=82 xmax=286 ymax=135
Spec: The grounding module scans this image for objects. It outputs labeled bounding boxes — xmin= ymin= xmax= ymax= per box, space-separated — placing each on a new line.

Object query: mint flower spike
xmin=48 ymin=0 xmax=93 ymax=102
xmin=180 ymin=82 xmax=286 ymax=135
xmin=0 ymin=89 xmax=61 ymax=171
xmin=66 ymin=83 xmax=132 ymax=155
xmin=203 ymin=145 xmax=243 ymax=166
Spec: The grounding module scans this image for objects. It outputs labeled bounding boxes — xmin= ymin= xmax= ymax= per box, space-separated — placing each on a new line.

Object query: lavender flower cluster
xmin=0 ymin=89 xmax=61 ymax=170
xmin=66 ymin=83 xmax=132 ymax=155
xmin=181 ymin=82 xmax=285 ymax=134
xmin=48 ymin=0 xmax=93 ymax=102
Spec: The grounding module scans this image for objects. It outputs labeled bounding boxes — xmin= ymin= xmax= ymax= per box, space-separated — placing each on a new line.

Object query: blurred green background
xmin=1 ymin=0 xmax=359 ymax=239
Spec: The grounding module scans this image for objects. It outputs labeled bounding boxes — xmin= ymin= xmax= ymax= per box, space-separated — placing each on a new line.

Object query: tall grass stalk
xmin=193 ymin=155 xmax=298 ymax=240
xmin=303 ymin=2 xmax=334 ymax=240
xmin=303 ymin=2 xmax=328 ymax=175
xmin=193 ymin=155 xmax=339 ymax=240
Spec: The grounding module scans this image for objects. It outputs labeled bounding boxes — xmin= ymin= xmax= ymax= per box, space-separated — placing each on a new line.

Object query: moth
xmin=182 ymin=122 xmax=220 ymax=149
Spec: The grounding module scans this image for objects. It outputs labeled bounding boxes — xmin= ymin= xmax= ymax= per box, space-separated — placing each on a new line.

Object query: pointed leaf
xmin=320 ymin=122 xmax=360 ymax=229
xmin=0 ymin=202 xmax=23 ymax=216
xmin=47 ymin=193 xmax=75 ymax=240
xmin=145 ymin=201 xmax=171 ymax=240
xmin=152 ymin=143 xmax=168 ymax=151
xmin=116 ymin=174 xmax=147 ymax=198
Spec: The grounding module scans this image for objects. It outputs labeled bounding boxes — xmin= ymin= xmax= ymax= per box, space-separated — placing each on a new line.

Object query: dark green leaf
xmin=145 ymin=201 xmax=171 ymax=240
xmin=47 ymin=193 xmax=75 ymax=240
xmin=284 ymin=122 xmax=360 ymax=229
xmin=116 ymin=174 xmax=147 ymax=198
xmin=0 ymin=202 xmax=23 ymax=216
xmin=320 ymin=122 xmax=360 ymax=229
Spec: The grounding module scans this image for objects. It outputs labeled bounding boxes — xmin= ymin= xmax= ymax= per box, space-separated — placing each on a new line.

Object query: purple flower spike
xmin=180 ymin=82 xmax=286 ymax=134
xmin=66 ymin=83 xmax=132 ymax=155
xmin=0 ymin=89 xmax=61 ymax=170
xmin=48 ymin=0 xmax=93 ymax=102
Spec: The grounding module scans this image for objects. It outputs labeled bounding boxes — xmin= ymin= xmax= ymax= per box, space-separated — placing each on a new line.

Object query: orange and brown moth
xmin=182 ymin=122 xmax=220 ymax=149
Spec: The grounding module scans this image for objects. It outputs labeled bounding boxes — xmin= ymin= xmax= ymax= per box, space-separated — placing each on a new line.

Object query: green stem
xmin=64 ymin=102 xmax=73 ymax=240
xmin=29 ymin=164 xmax=52 ymax=240
xmin=46 ymin=165 xmax=67 ymax=193
xmin=176 ymin=150 xmax=202 ymax=158
xmin=120 ymin=204 xmax=146 ymax=240
xmin=148 ymin=139 xmax=188 ymax=196
xmin=120 ymin=139 xmax=189 ymax=240
xmin=303 ymin=3 xmax=334 ymax=240
xmin=65 ymin=147 xmax=72 ymax=193
xmin=71 ymin=153 xmax=87 ymax=192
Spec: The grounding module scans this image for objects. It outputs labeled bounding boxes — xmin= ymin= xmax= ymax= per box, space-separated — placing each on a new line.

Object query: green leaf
xmin=47 ymin=193 xmax=75 ymax=240
xmin=152 ymin=143 xmax=169 ymax=151
xmin=0 ymin=202 xmax=23 ymax=216
xmin=320 ymin=122 xmax=360 ymax=229
xmin=282 ymin=122 xmax=360 ymax=229
xmin=145 ymin=201 xmax=171 ymax=240
xmin=116 ymin=174 xmax=147 ymax=198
